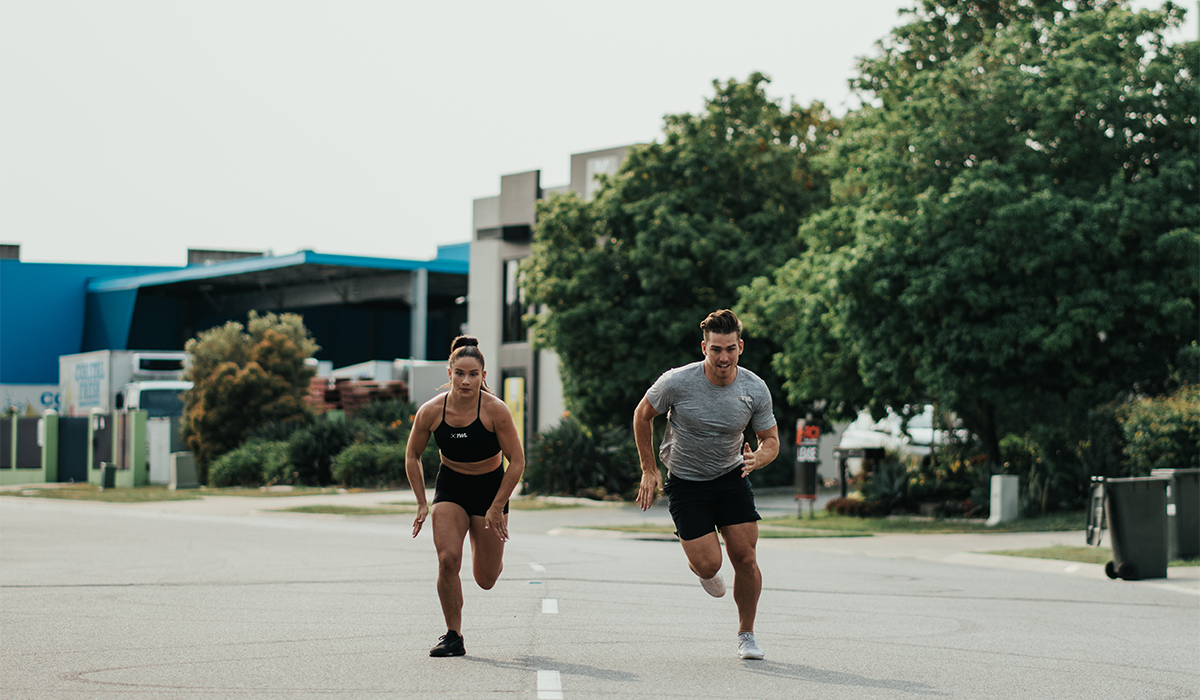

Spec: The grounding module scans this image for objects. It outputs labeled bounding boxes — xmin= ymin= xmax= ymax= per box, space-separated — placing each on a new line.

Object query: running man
xmin=633 ymin=309 xmax=779 ymax=660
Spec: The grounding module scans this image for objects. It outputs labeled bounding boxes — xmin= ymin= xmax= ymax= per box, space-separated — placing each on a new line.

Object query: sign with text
xmin=796 ymin=421 xmax=821 ymax=463
xmin=795 ymin=419 xmax=821 ymax=500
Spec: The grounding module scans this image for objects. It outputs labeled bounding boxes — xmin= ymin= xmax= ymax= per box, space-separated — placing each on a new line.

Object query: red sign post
xmin=795 ymin=420 xmax=821 ymax=517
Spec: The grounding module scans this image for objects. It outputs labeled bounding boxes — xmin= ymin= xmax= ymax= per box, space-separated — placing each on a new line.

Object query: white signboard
xmin=0 ymin=384 xmax=60 ymax=415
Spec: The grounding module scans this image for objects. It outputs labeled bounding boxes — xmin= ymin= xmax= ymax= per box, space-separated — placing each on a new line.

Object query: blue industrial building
xmin=0 ymin=244 xmax=469 ymax=412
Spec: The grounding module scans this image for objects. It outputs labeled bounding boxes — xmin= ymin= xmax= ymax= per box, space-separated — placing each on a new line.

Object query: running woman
xmin=406 ymin=336 xmax=525 ymax=657
xmin=633 ymin=309 xmax=779 ymax=660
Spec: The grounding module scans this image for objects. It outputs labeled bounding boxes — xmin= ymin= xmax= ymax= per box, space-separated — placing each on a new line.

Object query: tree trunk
xmin=961 ymin=399 xmax=1002 ymax=474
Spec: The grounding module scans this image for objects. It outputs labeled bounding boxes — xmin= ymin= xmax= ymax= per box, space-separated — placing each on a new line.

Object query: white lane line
xmin=542 ymin=598 xmax=558 ymax=614
xmin=529 ymin=562 xmax=547 ymax=572
xmin=537 ymin=670 xmax=562 ymax=699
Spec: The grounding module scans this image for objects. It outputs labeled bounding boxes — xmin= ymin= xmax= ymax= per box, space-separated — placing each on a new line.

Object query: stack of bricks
xmin=306 ymin=376 xmax=409 ymax=417
xmin=308 ymin=376 xmax=333 ymax=410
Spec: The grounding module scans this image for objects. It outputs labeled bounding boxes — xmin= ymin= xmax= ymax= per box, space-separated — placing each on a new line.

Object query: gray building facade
xmin=468 ymin=146 xmax=630 ymax=444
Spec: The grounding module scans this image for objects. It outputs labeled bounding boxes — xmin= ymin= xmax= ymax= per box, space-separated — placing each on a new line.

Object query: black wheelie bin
xmin=1087 ymin=476 xmax=1171 ymax=580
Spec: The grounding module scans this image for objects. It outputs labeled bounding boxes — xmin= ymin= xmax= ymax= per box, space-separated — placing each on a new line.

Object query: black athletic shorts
xmin=432 ymin=464 xmax=510 ymax=517
xmin=664 ymin=467 xmax=761 ymax=541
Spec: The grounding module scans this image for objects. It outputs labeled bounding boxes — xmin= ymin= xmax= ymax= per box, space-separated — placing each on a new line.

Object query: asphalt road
xmin=1 ymin=494 xmax=1197 ymax=699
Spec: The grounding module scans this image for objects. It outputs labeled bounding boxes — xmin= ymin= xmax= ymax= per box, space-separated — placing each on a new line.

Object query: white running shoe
xmin=699 ymin=572 xmax=726 ymax=597
xmin=738 ymin=631 xmax=764 ymax=660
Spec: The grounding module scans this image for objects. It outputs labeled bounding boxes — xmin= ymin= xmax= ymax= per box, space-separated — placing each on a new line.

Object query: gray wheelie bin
xmin=1087 ymin=476 xmax=1170 ymax=580
xmin=1150 ymin=468 xmax=1199 ymax=560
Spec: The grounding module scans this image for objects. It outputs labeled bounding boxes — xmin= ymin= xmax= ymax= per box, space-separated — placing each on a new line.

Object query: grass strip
xmin=987 ymin=545 xmax=1200 ymax=568
xmin=6 ymin=484 xmax=201 ymax=502
xmin=6 ymin=484 xmax=373 ymax=503
xmin=987 ymin=545 xmax=1112 ymax=565
xmin=761 ymin=510 xmax=1086 ymax=534
xmin=372 ymin=498 xmax=587 ymax=511
xmin=508 ymin=498 xmax=589 ymax=511
xmin=271 ymin=505 xmax=416 ymax=516
xmin=758 ymin=528 xmax=873 ymax=539
xmin=574 ymin=523 xmax=872 ymax=539
xmin=208 ymin=487 xmax=353 ymax=497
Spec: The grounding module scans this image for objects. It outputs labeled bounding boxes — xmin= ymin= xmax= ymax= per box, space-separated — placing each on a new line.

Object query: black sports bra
xmin=433 ymin=392 xmax=502 ymax=463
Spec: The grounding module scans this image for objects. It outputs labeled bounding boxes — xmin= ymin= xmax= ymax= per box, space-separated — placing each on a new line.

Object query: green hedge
xmin=1119 ymin=385 xmax=1199 ymax=475
xmin=209 ymin=440 xmax=293 ymax=487
xmin=332 ymin=443 xmax=408 ymax=488
xmin=524 ymin=417 xmax=639 ymax=499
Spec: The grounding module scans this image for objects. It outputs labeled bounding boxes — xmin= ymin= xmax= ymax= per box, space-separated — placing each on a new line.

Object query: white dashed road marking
xmin=537 ymin=670 xmax=563 ymax=699
xmin=532 ymin=564 xmax=561 ymax=696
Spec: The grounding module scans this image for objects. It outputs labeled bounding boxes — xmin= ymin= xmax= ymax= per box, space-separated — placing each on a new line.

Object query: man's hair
xmin=700 ymin=309 xmax=742 ymax=340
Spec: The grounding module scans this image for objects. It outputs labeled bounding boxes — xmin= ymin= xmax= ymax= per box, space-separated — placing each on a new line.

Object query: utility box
xmin=393 ymin=359 xmax=447 ymax=406
xmin=986 ymin=475 xmax=1020 ymax=526
xmin=169 ymin=452 xmax=199 ymax=490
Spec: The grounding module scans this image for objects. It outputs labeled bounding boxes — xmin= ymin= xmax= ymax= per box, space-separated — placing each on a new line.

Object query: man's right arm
xmin=633 ymin=397 xmax=662 ymax=511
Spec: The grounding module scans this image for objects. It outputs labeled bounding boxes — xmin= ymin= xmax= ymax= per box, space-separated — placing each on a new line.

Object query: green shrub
xmin=209 ymin=440 xmax=293 ymax=487
xmin=1000 ymin=425 xmax=1089 ymax=516
xmin=1119 ymin=385 xmax=1199 ymax=475
xmin=861 ymin=456 xmax=913 ymax=512
xmin=248 ymin=416 xmax=313 ymax=443
xmin=1075 ymin=402 xmax=1127 ymax=480
xmin=825 ymin=496 xmax=887 ymax=517
xmin=346 ymin=418 xmax=389 ymax=446
xmin=181 ymin=312 xmax=318 ymax=476
xmin=524 ymin=417 xmax=639 ymax=499
xmin=353 ymin=398 xmax=417 ymax=437
xmin=287 ymin=419 xmax=358 ymax=485
xmin=332 ymin=443 xmax=408 ymax=488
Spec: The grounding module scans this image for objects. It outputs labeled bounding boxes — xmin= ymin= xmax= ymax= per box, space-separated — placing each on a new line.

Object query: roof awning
xmin=81 ymin=250 xmax=468 ymax=353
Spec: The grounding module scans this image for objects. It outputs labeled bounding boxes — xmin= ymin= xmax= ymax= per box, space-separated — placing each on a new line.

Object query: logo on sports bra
xmin=450 ymin=432 xmax=468 ymax=439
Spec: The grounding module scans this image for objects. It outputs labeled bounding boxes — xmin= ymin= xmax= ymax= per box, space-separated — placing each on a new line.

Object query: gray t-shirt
xmin=645 ymin=361 xmax=776 ymax=481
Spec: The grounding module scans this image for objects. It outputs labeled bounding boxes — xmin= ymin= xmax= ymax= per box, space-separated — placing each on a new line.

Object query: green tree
xmin=181 ymin=311 xmax=319 ymax=477
xmin=524 ymin=73 xmax=838 ymax=430
xmin=739 ymin=0 xmax=1198 ymax=470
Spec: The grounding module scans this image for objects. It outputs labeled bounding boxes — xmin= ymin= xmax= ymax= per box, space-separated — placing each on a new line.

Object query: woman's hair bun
xmin=451 ymin=335 xmax=480 ymax=351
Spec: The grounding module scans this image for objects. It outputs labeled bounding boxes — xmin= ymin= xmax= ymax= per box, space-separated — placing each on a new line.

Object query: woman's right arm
xmin=407 ymin=400 xmax=436 ymax=537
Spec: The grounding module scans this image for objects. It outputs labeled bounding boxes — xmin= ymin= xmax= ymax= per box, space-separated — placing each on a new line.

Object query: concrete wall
xmin=570 ymin=146 xmax=628 ymax=201
xmin=537 ymin=349 xmax=566 ymax=431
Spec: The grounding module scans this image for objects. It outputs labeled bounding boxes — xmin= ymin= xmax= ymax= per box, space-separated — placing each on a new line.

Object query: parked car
xmin=838 ymin=405 xmax=941 ymax=457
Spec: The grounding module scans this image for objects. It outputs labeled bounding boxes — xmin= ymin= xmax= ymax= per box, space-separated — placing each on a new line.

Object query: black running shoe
xmin=429 ymin=631 xmax=465 ymax=657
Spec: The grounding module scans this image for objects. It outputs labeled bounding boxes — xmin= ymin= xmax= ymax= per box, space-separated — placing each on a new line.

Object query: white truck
xmin=59 ymin=350 xmax=193 ymax=485
xmin=59 ymin=350 xmax=192 ymax=418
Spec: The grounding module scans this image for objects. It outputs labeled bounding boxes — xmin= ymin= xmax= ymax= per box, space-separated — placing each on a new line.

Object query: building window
xmin=503 ymin=258 xmax=529 ymax=343
xmin=585 ymin=156 xmax=618 ymax=201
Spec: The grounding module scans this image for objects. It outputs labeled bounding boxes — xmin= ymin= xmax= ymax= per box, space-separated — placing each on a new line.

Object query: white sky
xmin=2 ymin=0 xmax=1194 ymax=266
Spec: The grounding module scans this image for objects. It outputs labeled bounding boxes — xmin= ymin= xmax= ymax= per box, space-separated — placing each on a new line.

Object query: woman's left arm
xmin=484 ymin=397 xmax=525 ymax=541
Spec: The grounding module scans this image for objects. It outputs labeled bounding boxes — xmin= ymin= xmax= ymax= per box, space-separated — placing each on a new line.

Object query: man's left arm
xmin=741 ymin=424 xmax=779 ymax=477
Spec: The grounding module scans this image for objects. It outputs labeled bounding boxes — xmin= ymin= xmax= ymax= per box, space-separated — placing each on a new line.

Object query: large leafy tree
xmin=181 ymin=311 xmax=319 ymax=476
xmin=739 ymin=0 xmax=1198 ymax=467
xmin=523 ymin=73 xmax=838 ymax=430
